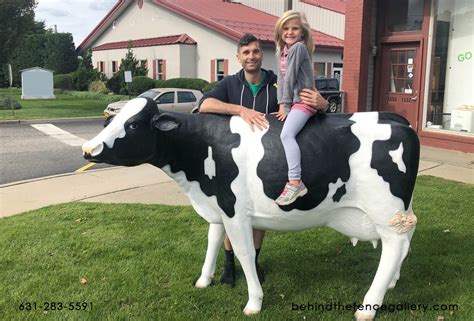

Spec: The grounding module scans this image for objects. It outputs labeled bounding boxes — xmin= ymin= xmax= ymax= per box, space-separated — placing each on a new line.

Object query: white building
xmin=20 ymin=67 xmax=55 ymax=100
xmin=78 ymin=0 xmax=344 ymax=82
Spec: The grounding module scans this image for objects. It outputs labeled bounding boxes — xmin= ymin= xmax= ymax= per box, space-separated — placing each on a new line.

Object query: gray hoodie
xmin=277 ymin=42 xmax=314 ymax=114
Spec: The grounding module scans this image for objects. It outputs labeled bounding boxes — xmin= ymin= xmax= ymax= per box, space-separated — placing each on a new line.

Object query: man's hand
xmin=239 ymin=107 xmax=269 ymax=131
xmin=300 ymin=88 xmax=328 ymax=112
xmin=271 ymin=104 xmax=287 ymax=122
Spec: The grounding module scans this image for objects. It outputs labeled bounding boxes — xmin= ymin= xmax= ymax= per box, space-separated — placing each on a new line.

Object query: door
xmin=156 ymin=91 xmax=176 ymax=112
xmin=379 ymin=44 xmax=422 ymax=129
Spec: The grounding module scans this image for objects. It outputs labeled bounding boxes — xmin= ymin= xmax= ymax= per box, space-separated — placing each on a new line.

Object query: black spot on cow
xmin=371 ymin=113 xmax=420 ymax=210
xmin=258 ymin=113 xmax=360 ymax=211
xmin=333 ymin=184 xmax=346 ymax=203
xmin=152 ymin=112 xmax=241 ymax=218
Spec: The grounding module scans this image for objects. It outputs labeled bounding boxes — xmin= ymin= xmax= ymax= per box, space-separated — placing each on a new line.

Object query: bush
xmin=53 ymin=74 xmax=74 ymax=90
xmin=164 ymin=78 xmax=209 ymax=92
xmin=67 ymin=91 xmax=128 ymax=102
xmin=71 ymin=66 xmax=101 ymax=91
xmin=202 ymin=81 xmax=219 ymax=93
xmin=0 ymin=96 xmax=22 ymax=110
xmin=129 ymin=76 xmax=155 ymax=96
xmin=88 ymin=80 xmax=109 ymax=94
xmin=154 ymin=79 xmax=168 ymax=88
xmin=106 ymin=73 xmax=124 ymax=94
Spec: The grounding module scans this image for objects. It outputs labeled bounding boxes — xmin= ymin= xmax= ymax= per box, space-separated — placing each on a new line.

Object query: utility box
xmin=450 ymin=106 xmax=474 ymax=133
xmin=20 ymin=67 xmax=55 ymax=100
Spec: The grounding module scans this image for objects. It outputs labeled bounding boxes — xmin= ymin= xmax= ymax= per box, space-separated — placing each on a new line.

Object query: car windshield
xmin=138 ymin=91 xmax=160 ymax=100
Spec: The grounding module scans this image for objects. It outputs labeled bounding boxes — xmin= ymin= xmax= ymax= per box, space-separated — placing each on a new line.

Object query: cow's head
xmin=82 ymin=97 xmax=180 ymax=166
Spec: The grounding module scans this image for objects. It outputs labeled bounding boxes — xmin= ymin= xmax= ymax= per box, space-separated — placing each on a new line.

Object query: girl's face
xmin=281 ymin=18 xmax=303 ymax=47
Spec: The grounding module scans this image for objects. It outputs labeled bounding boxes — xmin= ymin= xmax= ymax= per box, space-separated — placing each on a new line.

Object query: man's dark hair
xmin=237 ymin=33 xmax=261 ymax=52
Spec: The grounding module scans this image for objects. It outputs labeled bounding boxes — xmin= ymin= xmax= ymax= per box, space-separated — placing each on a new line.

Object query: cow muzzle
xmin=82 ymin=140 xmax=104 ymax=160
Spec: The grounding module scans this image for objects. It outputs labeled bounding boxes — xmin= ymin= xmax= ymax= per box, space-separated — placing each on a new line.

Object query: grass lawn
xmin=0 ymin=88 xmax=108 ymax=120
xmin=0 ymin=176 xmax=472 ymax=320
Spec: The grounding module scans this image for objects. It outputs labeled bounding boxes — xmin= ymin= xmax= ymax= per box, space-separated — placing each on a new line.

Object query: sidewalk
xmin=1 ymin=146 xmax=472 ymax=218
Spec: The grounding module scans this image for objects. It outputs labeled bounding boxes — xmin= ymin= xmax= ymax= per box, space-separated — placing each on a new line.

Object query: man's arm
xmin=200 ymin=97 xmax=269 ymax=131
xmin=299 ymin=88 xmax=329 ymax=112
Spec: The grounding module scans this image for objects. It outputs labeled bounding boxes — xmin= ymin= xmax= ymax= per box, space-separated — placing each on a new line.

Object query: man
xmin=199 ymin=33 xmax=328 ymax=287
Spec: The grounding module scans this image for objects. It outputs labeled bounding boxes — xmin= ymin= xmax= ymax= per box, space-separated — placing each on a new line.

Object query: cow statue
xmin=82 ymin=97 xmax=419 ymax=320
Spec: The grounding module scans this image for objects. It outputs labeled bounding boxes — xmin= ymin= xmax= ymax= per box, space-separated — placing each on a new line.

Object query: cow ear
xmin=153 ymin=113 xmax=180 ymax=131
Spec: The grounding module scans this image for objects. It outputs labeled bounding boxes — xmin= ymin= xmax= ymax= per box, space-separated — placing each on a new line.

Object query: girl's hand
xmin=271 ymin=104 xmax=287 ymax=121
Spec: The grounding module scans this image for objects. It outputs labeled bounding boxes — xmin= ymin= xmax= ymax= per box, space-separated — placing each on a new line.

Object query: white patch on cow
xmin=83 ymin=98 xmax=148 ymax=156
xmin=204 ymin=146 xmax=216 ymax=180
xmin=389 ymin=142 xmax=406 ymax=173
xmin=161 ymin=165 xmax=223 ymax=224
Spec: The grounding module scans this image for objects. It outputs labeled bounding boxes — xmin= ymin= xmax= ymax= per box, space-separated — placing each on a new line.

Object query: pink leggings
xmin=280 ymin=108 xmax=312 ymax=181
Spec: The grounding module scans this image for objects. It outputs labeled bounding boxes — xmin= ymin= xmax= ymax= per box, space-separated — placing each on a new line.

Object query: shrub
xmin=154 ymin=79 xmax=168 ymax=88
xmin=72 ymin=66 xmax=101 ymax=91
xmin=129 ymin=76 xmax=155 ymax=96
xmin=53 ymin=74 xmax=74 ymax=90
xmin=164 ymin=78 xmax=209 ymax=92
xmin=0 ymin=96 xmax=22 ymax=110
xmin=106 ymin=73 xmax=124 ymax=94
xmin=202 ymin=81 xmax=219 ymax=93
xmin=88 ymin=80 xmax=109 ymax=94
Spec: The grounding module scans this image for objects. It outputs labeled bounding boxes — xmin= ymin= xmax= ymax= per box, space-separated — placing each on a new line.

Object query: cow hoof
xmin=243 ymin=307 xmax=260 ymax=316
xmin=354 ymin=311 xmax=375 ymax=321
xmin=195 ymin=276 xmax=212 ymax=288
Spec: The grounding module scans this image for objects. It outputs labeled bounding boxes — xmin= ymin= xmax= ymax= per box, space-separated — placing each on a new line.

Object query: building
xmin=78 ymin=0 xmax=344 ymax=81
xmin=343 ymin=0 xmax=473 ymax=152
xmin=20 ymin=67 xmax=55 ymax=100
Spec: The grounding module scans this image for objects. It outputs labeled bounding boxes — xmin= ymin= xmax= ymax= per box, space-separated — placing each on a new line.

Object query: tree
xmin=0 ymin=0 xmax=37 ymax=67
xmin=107 ymin=42 xmax=148 ymax=94
xmin=43 ymin=32 xmax=78 ymax=74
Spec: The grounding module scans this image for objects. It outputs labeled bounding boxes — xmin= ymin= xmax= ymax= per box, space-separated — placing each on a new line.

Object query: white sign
xmin=408 ymin=73 xmax=413 ymax=78
xmin=408 ymin=58 xmax=414 ymax=64
xmin=124 ymin=71 xmax=132 ymax=83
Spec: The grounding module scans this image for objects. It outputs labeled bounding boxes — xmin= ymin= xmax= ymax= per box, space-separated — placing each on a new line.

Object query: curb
xmin=0 ymin=116 xmax=104 ymax=125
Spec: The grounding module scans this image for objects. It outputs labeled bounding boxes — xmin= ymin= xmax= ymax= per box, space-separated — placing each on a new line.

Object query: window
xmin=315 ymin=79 xmax=328 ymax=91
xmin=177 ymin=91 xmax=197 ymax=103
xmin=426 ymin=0 xmax=473 ymax=134
xmin=385 ymin=0 xmax=424 ymax=32
xmin=389 ymin=49 xmax=416 ymax=93
xmin=157 ymin=92 xmax=174 ymax=104
xmin=216 ymin=59 xmax=225 ymax=81
xmin=98 ymin=61 xmax=105 ymax=73
xmin=155 ymin=59 xmax=165 ymax=80
xmin=328 ymin=79 xmax=339 ymax=91
xmin=314 ymin=62 xmax=326 ymax=77
xmin=111 ymin=61 xmax=118 ymax=73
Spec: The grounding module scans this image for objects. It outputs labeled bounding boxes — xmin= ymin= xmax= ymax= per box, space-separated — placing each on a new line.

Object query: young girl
xmin=274 ymin=11 xmax=316 ymax=206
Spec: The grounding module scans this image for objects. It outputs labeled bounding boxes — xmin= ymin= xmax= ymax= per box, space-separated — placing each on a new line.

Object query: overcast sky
xmin=35 ymin=0 xmax=117 ymax=47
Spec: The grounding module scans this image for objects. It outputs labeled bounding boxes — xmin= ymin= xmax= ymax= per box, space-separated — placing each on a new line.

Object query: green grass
xmin=0 ymin=176 xmax=472 ymax=320
xmin=0 ymin=88 xmax=108 ymax=120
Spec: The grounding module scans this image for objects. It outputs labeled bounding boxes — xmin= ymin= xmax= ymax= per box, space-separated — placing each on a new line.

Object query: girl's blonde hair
xmin=274 ymin=10 xmax=314 ymax=57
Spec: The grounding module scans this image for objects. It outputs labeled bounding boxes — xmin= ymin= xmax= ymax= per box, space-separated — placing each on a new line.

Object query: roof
xmin=79 ymin=0 xmax=343 ymax=51
xmin=153 ymin=0 xmax=343 ymax=48
xmin=20 ymin=67 xmax=54 ymax=73
xmin=300 ymin=0 xmax=347 ymax=14
xmin=92 ymin=34 xmax=196 ymax=51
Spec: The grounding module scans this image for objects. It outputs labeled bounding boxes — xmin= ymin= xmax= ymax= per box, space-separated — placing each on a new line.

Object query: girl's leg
xmin=280 ymin=109 xmax=311 ymax=181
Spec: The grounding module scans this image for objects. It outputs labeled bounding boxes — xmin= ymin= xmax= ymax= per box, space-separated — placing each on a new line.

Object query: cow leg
xmin=195 ymin=223 xmax=225 ymax=288
xmin=389 ymin=228 xmax=414 ymax=289
xmin=355 ymin=228 xmax=411 ymax=321
xmin=224 ymin=219 xmax=263 ymax=315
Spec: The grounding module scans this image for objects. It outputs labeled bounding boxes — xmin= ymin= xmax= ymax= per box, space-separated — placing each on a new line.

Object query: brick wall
xmin=342 ymin=0 xmax=374 ymax=113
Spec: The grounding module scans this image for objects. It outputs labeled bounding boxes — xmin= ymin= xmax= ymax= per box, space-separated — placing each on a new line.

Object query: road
xmin=0 ymin=118 xmax=113 ymax=185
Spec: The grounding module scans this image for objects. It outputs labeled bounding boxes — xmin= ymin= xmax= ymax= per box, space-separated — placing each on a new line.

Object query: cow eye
xmin=129 ymin=123 xmax=138 ymax=130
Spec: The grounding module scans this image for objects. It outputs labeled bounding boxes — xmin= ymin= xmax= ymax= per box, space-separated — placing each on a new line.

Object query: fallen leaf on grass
xmin=80 ymin=278 xmax=88 ymax=285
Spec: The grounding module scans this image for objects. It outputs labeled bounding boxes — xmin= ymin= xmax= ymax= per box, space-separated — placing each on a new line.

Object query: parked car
xmin=314 ymin=77 xmax=342 ymax=113
xmin=104 ymin=88 xmax=203 ymax=126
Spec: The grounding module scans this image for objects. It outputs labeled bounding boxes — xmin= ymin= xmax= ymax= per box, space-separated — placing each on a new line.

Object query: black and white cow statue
xmin=82 ymin=98 xmax=419 ymax=320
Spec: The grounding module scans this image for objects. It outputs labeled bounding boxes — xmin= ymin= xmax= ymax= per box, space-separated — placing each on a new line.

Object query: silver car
xmin=104 ymin=88 xmax=203 ymax=125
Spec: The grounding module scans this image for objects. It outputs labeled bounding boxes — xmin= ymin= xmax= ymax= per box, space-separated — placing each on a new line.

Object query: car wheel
xmin=327 ymin=98 xmax=339 ymax=113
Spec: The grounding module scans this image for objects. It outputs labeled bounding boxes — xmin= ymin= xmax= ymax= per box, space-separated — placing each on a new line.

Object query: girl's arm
xmin=281 ymin=42 xmax=308 ymax=114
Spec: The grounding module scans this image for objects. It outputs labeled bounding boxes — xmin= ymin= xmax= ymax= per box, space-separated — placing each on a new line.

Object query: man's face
xmin=237 ymin=41 xmax=263 ymax=72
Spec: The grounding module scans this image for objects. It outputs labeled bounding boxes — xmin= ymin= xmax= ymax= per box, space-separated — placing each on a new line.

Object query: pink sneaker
xmin=275 ymin=182 xmax=307 ymax=205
